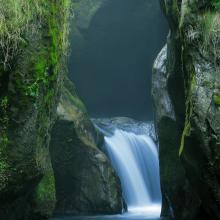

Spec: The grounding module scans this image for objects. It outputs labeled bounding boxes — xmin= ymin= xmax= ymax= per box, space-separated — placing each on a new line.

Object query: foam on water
xmin=98 ymin=119 xmax=162 ymax=218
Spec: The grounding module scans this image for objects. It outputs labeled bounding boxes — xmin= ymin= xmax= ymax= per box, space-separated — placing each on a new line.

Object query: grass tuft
xmin=0 ymin=0 xmax=48 ymax=69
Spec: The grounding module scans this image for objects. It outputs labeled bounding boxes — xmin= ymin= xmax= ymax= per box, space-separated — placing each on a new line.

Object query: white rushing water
xmin=95 ymin=118 xmax=162 ymax=218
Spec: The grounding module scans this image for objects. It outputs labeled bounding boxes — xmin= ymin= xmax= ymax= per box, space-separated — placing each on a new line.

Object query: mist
xmin=69 ymin=0 xmax=168 ymax=120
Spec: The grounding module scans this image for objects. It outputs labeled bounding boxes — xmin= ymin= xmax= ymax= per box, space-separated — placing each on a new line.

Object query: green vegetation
xmin=179 ymin=64 xmax=195 ymax=156
xmin=214 ymin=93 xmax=220 ymax=105
xmin=200 ymin=11 xmax=220 ymax=65
xmin=211 ymin=0 xmax=220 ymax=10
xmin=0 ymin=96 xmax=9 ymax=152
xmin=163 ymin=0 xmax=180 ymax=23
xmin=0 ymin=96 xmax=9 ymax=191
xmin=202 ymin=11 xmax=215 ymax=44
xmin=0 ymin=0 xmax=71 ymax=99
xmin=34 ymin=170 xmax=56 ymax=216
xmin=179 ymin=123 xmax=191 ymax=156
xmin=0 ymin=0 xmax=47 ymax=69
xmin=36 ymin=172 xmax=55 ymax=203
xmin=63 ymin=86 xmax=88 ymax=114
xmin=179 ymin=3 xmax=191 ymax=28
xmin=0 ymin=1 xmax=71 ymax=217
xmin=0 ymin=96 xmax=9 ymax=127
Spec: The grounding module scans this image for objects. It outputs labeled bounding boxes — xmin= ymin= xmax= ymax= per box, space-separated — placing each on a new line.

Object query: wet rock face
xmin=152 ymin=45 xmax=200 ymax=220
xmin=0 ymin=1 xmax=70 ymax=219
xmin=50 ymin=77 xmax=122 ymax=215
xmin=152 ymin=45 xmax=175 ymax=124
xmin=153 ymin=0 xmax=220 ymax=219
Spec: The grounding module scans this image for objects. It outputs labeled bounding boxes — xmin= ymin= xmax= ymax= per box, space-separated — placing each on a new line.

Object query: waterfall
xmin=93 ymin=118 xmax=162 ymax=218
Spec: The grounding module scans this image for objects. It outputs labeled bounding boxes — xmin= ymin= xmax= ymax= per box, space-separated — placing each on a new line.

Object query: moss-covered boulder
xmin=153 ymin=0 xmax=220 ymax=219
xmin=0 ymin=1 xmax=71 ymax=219
xmin=50 ymin=77 xmax=122 ymax=215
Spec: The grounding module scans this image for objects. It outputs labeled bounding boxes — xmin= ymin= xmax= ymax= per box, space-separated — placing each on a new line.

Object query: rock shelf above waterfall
xmin=92 ymin=117 xmax=157 ymax=142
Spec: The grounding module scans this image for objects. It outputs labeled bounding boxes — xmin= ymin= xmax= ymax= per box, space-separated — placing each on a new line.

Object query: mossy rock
xmin=157 ymin=0 xmax=220 ymax=219
xmin=33 ymin=169 xmax=56 ymax=218
xmin=0 ymin=1 xmax=71 ymax=219
xmin=214 ymin=93 xmax=220 ymax=106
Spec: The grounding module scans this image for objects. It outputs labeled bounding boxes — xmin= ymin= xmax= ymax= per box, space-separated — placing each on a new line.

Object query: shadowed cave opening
xmin=69 ymin=0 xmax=168 ymax=121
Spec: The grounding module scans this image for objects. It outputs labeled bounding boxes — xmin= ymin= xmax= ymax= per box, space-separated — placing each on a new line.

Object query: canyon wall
xmin=0 ymin=1 xmax=71 ymax=219
xmin=0 ymin=1 xmax=122 ymax=219
xmin=153 ymin=1 xmax=220 ymax=219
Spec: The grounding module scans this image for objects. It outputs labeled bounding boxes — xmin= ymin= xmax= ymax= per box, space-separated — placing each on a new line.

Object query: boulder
xmin=50 ymin=77 xmax=122 ymax=215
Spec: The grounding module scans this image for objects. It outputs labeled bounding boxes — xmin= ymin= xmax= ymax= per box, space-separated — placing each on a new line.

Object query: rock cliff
xmin=0 ymin=1 xmax=71 ymax=219
xmin=153 ymin=1 xmax=220 ymax=219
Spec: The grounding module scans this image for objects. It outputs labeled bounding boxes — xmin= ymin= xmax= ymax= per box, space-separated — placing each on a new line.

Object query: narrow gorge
xmin=0 ymin=1 xmax=219 ymax=220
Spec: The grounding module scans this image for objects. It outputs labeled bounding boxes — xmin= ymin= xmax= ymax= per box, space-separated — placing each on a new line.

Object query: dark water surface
xmin=52 ymin=215 xmax=161 ymax=220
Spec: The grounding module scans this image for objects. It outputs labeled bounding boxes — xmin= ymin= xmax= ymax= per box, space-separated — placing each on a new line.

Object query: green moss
xmin=179 ymin=62 xmax=196 ymax=156
xmin=200 ymin=10 xmax=220 ymax=65
xmin=36 ymin=172 xmax=55 ymax=202
xmin=214 ymin=93 xmax=220 ymax=105
xmin=34 ymin=170 xmax=56 ymax=217
xmin=8 ymin=0 xmax=71 ymax=104
xmin=0 ymin=132 xmax=9 ymax=160
xmin=0 ymin=162 xmax=10 ymax=191
xmin=0 ymin=138 xmax=9 ymax=191
xmin=63 ymin=87 xmax=87 ymax=113
xmin=202 ymin=11 xmax=215 ymax=45
xmin=35 ymin=57 xmax=47 ymax=81
xmin=202 ymin=80 xmax=215 ymax=88
xmin=179 ymin=122 xmax=191 ymax=156
xmin=0 ymin=0 xmax=71 ymax=218
xmin=31 ymin=3 xmax=71 ymax=215
xmin=0 ymin=0 xmax=47 ymax=69
xmin=0 ymin=96 xmax=9 ymax=170
xmin=44 ymin=90 xmax=55 ymax=104
xmin=163 ymin=0 xmax=180 ymax=22
xmin=0 ymin=96 xmax=9 ymax=191
xmin=179 ymin=3 xmax=191 ymax=28
xmin=0 ymin=96 xmax=9 ymax=126
xmin=211 ymin=0 xmax=220 ymax=10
